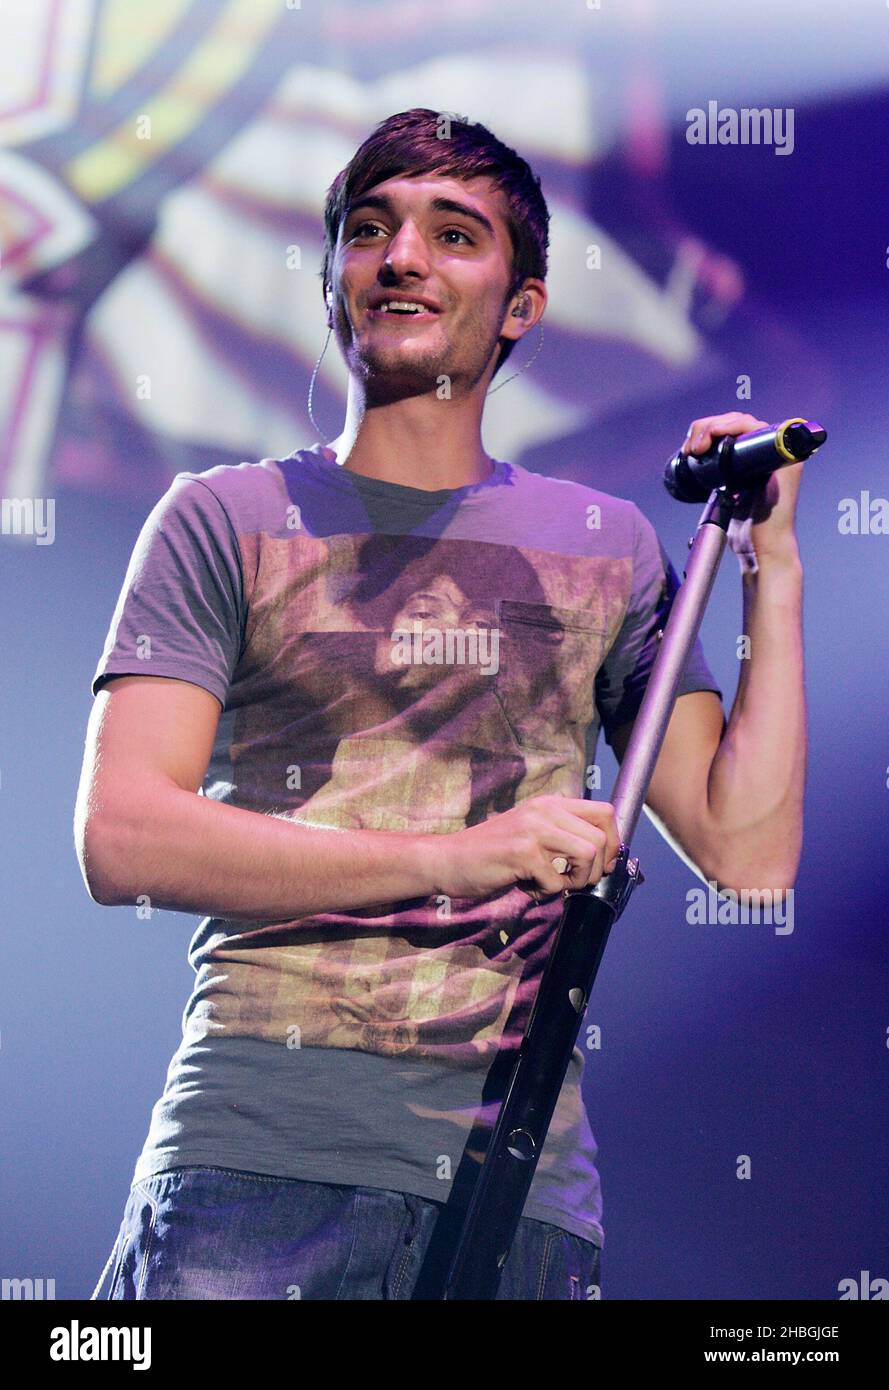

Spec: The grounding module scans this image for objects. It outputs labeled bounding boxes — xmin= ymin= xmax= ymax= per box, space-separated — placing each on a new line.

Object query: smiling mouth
xmin=366 ymin=304 xmax=441 ymax=322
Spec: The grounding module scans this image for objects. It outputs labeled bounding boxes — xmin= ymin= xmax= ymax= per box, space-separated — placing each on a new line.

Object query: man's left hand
xmin=681 ymin=411 xmax=803 ymax=568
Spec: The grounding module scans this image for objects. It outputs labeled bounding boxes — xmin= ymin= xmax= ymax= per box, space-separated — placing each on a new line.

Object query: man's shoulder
xmin=164 ymin=454 xmax=297 ymax=533
xmin=175 ymin=453 xmax=287 ymax=499
xmin=506 ymin=460 xmax=641 ymax=529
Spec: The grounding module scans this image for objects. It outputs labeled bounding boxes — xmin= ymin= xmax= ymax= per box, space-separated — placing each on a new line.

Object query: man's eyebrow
xmin=342 ymin=193 xmax=497 ymax=239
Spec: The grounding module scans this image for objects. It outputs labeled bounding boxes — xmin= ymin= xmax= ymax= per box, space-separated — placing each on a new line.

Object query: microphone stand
xmin=440 ymin=484 xmax=740 ymax=1300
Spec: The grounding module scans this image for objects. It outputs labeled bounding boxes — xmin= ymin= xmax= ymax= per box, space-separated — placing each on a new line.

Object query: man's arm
xmin=74 ymin=675 xmax=440 ymax=917
xmin=75 ymin=674 xmax=622 ymax=918
xmin=611 ymin=413 xmax=806 ymax=895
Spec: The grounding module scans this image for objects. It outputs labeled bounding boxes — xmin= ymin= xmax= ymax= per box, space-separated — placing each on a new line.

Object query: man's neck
xmin=326 ymin=391 xmax=494 ymax=491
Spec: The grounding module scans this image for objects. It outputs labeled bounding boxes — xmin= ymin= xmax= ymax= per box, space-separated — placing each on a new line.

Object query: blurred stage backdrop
xmin=1 ymin=0 xmax=887 ymax=1299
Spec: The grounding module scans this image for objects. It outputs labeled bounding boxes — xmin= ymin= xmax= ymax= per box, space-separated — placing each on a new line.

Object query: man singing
xmin=76 ymin=108 xmax=805 ymax=1301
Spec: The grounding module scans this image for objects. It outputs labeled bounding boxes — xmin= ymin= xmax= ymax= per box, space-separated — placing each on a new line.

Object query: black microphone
xmin=664 ymin=417 xmax=827 ymax=503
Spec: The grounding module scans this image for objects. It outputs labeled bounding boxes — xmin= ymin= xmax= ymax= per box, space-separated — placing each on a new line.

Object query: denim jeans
xmin=91 ymin=1166 xmax=601 ymax=1301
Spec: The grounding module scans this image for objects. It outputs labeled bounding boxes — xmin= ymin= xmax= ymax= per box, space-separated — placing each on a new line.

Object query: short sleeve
xmin=91 ymin=474 xmax=245 ymax=709
xmin=595 ymin=505 xmax=722 ymax=747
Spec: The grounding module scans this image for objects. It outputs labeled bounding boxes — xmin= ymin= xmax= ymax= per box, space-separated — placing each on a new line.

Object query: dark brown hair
xmin=320 ymin=108 xmax=549 ymax=376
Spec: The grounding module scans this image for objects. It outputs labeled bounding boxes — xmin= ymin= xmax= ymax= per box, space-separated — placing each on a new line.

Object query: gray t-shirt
xmin=92 ymin=444 xmax=722 ymax=1247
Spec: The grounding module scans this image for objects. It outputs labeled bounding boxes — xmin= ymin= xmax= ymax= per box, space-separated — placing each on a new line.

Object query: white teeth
xmin=378 ymin=301 xmax=429 ymax=313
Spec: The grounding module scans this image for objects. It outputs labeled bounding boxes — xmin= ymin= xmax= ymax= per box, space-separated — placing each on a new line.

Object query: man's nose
xmin=379 ymin=220 xmax=432 ymax=280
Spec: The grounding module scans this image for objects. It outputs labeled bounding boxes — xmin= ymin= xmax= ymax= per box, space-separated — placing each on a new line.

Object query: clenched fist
xmin=429 ymin=794 xmax=622 ymax=902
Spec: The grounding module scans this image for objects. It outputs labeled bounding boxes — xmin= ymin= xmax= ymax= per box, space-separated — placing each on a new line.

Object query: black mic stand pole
xmin=441 ymin=484 xmax=740 ymax=1300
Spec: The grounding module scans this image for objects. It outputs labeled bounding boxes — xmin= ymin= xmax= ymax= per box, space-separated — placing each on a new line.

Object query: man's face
xmin=329 ymin=173 xmax=523 ymax=393
xmin=372 ymin=572 xmax=496 ymax=690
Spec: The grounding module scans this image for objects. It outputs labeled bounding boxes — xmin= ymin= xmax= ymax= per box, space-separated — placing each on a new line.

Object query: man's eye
xmin=349 ymin=223 xmax=473 ymax=245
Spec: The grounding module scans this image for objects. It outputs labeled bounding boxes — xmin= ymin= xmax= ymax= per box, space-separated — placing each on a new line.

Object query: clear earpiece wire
xmin=307 ymin=326 xmax=334 ymax=445
xmin=486 ymin=321 xmax=545 ymax=396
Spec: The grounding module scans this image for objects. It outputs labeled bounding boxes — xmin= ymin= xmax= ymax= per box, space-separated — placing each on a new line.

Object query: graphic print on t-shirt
xmin=184 ymin=531 xmax=628 ymax=1066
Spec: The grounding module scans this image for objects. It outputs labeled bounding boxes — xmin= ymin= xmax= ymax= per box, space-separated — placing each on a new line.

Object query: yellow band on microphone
xmin=774 ymin=418 xmax=809 ymax=463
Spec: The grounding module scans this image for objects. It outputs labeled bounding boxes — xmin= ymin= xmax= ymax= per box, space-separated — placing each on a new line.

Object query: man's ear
xmin=325 ymin=285 xmax=333 ymax=329
xmin=499 ymin=279 xmax=546 ymax=343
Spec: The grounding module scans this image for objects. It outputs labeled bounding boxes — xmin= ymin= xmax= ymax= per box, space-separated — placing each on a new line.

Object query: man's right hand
xmin=430 ymin=794 xmax=622 ymax=902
